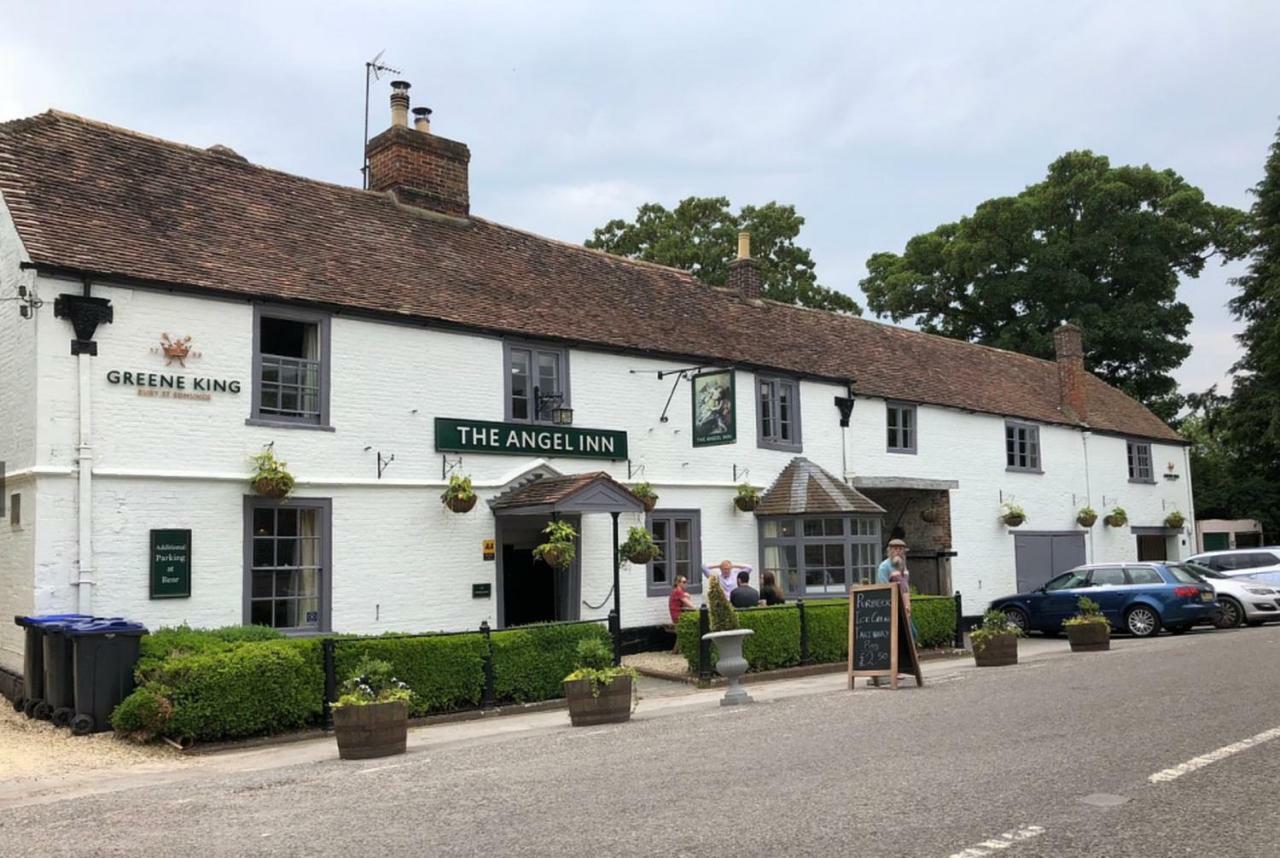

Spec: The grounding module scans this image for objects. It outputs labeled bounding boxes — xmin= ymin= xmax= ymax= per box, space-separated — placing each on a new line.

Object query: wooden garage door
xmin=1014 ymin=532 xmax=1087 ymax=593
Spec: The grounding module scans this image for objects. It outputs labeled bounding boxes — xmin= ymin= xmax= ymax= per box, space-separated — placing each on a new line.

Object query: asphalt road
xmin=4 ymin=626 xmax=1280 ymax=857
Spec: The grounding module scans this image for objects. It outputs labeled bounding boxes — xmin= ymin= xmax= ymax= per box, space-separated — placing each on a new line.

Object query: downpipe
xmin=77 ymin=349 xmax=95 ymax=615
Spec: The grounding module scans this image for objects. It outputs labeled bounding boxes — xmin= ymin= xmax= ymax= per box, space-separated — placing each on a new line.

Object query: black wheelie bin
xmin=66 ymin=619 xmax=148 ymax=735
xmin=12 ymin=614 xmax=91 ymax=717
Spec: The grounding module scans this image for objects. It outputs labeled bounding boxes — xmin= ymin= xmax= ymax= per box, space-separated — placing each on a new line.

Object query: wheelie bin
xmin=66 ymin=619 xmax=148 ymax=735
xmin=12 ymin=614 xmax=91 ymax=718
xmin=40 ymin=619 xmax=84 ymax=726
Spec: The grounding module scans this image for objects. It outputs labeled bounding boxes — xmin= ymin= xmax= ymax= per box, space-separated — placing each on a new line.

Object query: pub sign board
xmin=691 ymin=369 xmax=736 ymax=447
xmin=435 ymin=418 xmax=627 ymax=460
xmin=847 ymin=583 xmax=922 ymax=689
xmin=150 ymin=529 xmax=192 ymax=599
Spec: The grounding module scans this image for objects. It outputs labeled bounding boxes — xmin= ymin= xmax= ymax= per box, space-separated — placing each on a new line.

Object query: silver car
xmin=1187 ymin=548 xmax=1280 ymax=577
xmin=1184 ymin=562 xmax=1280 ymax=628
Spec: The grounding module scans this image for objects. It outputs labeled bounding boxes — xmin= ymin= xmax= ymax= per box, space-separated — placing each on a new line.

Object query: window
xmin=251 ymin=307 xmax=331 ymax=428
xmin=245 ymin=498 xmax=331 ymax=631
xmin=1044 ymin=570 xmax=1089 ymax=591
xmin=760 ymin=515 xmax=880 ymax=598
xmin=757 ymin=375 xmax=802 ymax=451
xmin=1089 ymin=567 xmax=1127 ymax=586
xmin=505 ymin=341 xmax=570 ymax=423
xmin=647 ymin=510 xmax=701 ymax=597
xmin=8 ymin=493 xmax=19 ymax=528
xmin=1127 ymin=440 xmax=1153 ymax=482
xmin=1221 ymin=552 xmax=1280 ymax=571
xmin=1164 ymin=565 xmax=1202 ymax=585
xmin=1005 ymin=421 xmax=1041 ymax=472
xmin=886 ymin=402 xmax=916 ymax=454
xmin=1126 ymin=566 xmax=1164 ymax=585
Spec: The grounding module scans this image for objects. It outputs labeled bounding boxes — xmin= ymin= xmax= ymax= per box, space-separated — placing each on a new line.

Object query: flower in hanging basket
xmin=619 ymin=526 xmax=662 ymax=565
xmin=733 ymin=483 xmax=760 ymax=512
xmin=630 ymin=482 xmax=658 ymax=512
xmin=1076 ymin=506 xmax=1098 ymax=528
xmin=1164 ymin=510 xmax=1186 ymax=529
xmin=999 ymin=501 xmax=1026 ymax=527
xmin=1105 ymin=506 xmax=1128 ymax=528
xmin=534 ymin=520 xmax=578 ymax=569
xmin=441 ymin=474 xmax=477 ymax=513
xmin=919 ymin=507 xmax=939 ymax=524
xmin=249 ymin=447 xmax=295 ymax=500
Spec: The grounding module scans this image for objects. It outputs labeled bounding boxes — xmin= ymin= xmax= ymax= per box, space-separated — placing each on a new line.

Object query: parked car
xmin=1186 ymin=548 xmax=1280 ymax=577
xmin=1181 ymin=562 xmax=1280 ymax=628
xmin=990 ymin=563 xmax=1217 ymax=638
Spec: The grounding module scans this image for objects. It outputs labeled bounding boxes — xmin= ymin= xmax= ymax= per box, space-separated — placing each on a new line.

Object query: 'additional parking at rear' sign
xmin=150 ymin=529 xmax=192 ymax=599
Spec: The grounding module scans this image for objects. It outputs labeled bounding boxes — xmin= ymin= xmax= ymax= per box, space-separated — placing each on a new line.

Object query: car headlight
xmin=1246 ymin=588 xmax=1275 ymax=596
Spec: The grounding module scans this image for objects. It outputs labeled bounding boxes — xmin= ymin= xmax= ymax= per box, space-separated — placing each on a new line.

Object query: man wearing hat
xmin=870 ymin=538 xmax=915 ymax=687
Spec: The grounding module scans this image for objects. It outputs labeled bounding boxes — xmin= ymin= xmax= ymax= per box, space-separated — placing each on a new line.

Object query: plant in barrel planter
xmin=1164 ymin=510 xmax=1186 ymax=529
xmin=630 ymin=482 xmax=658 ymax=512
xmin=563 ymin=637 xmax=637 ymax=726
xmin=1076 ymin=506 xmax=1098 ymax=528
xmin=332 ymin=657 xmax=412 ymax=760
xmin=533 ymin=520 xmax=578 ymax=569
xmin=441 ymin=474 xmax=477 ymax=513
xmin=971 ymin=610 xmax=1022 ymax=667
xmin=1064 ymin=596 xmax=1111 ymax=652
xmin=619 ymin=526 xmax=662 ymax=565
xmin=702 ymin=578 xmax=754 ymax=705
xmin=1105 ymin=506 xmax=1129 ymax=528
xmin=734 ymin=483 xmax=761 ymax=512
xmin=999 ymin=501 xmax=1026 ymax=528
xmin=249 ymin=447 xmax=295 ymax=499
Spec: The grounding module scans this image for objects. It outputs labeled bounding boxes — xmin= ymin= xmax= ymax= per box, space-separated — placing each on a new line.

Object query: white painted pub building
xmin=0 ymin=87 xmax=1195 ymax=674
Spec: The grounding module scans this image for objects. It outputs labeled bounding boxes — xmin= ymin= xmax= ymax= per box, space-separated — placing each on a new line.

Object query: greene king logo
xmin=150 ymin=333 xmax=203 ymax=367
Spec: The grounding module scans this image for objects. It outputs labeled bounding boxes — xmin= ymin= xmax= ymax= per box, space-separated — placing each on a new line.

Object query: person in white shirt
xmin=702 ymin=560 xmax=751 ymax=599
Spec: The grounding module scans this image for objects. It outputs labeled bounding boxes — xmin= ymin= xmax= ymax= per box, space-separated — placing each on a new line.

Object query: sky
xmin=2 ymin=1 xmax=1276 ymax=396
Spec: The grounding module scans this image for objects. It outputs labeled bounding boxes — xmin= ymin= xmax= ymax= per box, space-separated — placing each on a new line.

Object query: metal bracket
xmin=733 ymin=465 xmax=750 ymax=483
xmin=627 ymin=460 xmax=645 ymax=481
xmin=377 ymin=452 xmax=396 ymax=480
xmin=442 ymin=455 xmax=463 ymax=480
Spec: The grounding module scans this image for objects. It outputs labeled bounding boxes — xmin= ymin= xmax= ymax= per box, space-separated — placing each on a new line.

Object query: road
xmin=3 ymin=627 xmax=1280 ymax=856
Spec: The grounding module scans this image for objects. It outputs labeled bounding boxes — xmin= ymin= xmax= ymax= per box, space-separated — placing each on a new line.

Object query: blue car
xmin=989 ymin=562 xmax=1218 ymax=638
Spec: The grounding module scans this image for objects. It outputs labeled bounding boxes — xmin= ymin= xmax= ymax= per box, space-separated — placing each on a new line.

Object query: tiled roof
xmin=0 ymin=110 xmax=1181 ymax=443
xmin=489 ymin=471 xmax=643 ymax=512
xmin=757 ymin=458 xmax=886 ymax=516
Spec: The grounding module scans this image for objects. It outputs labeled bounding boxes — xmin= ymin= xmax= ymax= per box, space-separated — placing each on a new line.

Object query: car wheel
xmin=1125 ymin=605 xmax=1161 ymax=638
xmin=1214 ymin=597 xmax=1244 ymax=629
xmin=1002 ymin=607 xmax=1029 ymax=633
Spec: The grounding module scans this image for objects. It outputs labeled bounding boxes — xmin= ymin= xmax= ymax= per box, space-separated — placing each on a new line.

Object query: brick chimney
xmin=1053 ymin=323 xmax=1088 ymax=422
xmin=365 ymin=81 xmax=470 ymax=218
xmin=727 ymin=231 xmax=763 ymax=302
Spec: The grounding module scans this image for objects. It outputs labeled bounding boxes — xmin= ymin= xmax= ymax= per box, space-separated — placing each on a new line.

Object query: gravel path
xmin=622 ymin=651 xmax=689 ymax=675
xmin=0 ymin=704 xmax=182 ymax=783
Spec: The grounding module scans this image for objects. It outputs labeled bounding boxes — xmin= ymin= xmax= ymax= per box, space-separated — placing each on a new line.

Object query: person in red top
xmin=668 ymin=575 xmax=695 ymax=623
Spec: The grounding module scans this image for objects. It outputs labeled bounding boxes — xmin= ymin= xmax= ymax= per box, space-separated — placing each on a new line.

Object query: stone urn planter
xmin=333 ymin=701 xmax=408 ymax=760
xmin=972 ymin=634 xmax=1018 ymax=667
xmin=564 ymin=675 xmax=633 ymax=726
xmin=1066 ymin=621 xmax=1111 ymax=652
xmin=703 ymin=628 xmax=754 ymax=705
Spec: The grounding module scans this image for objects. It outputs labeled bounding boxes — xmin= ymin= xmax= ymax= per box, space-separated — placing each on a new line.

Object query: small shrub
xmin=574 ymin=637 xmax=614 ymax=671
xmin=706 ymin=578 xmax=739 ymax=631
xmin=334 ymin=656 xmax=411 ymax=708
xmin=971 ymin=610 xmax=1022 ymax=650
xmin=1064 ymin=596 xmax=1109 ymax=627
xmin=110 ymin=685 xmax=174 ymax=742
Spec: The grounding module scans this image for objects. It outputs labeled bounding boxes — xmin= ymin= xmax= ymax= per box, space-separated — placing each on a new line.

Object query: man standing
xmin=703 ymin=559 xmax=750 ymax=600
xmin=870 ymin=539 xmax=912 ymax=687
xmin=729 ymin=570 xmax=761 ymax=608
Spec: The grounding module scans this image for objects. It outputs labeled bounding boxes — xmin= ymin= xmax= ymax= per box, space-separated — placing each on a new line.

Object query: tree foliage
xmin=861 ymin=151 xmax=1248 ymax=420
xmin=586 ymin=197 xmax=860 ymax=314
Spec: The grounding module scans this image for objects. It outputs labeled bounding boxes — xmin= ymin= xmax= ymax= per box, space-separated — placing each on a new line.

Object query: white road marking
xmin=948 ymin=825 xmax=1045 ymax=857
xmin=1149 ymin=725 xmax=1280 ymax=783
xmin=358 ymin=762 xmax=414 ymax=775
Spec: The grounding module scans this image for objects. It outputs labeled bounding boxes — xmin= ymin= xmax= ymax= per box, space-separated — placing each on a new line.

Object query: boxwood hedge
xmin=491 ymin=622 xmax=612 ymax=703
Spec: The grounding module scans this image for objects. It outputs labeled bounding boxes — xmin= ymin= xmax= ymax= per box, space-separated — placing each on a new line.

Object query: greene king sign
xmin=435 ymin=418 xmax=627 ymax=460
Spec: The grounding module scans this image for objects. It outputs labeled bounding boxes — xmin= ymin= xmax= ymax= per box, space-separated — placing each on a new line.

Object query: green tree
xmin=586 ymin=197 xmax=860 ymax=314
xmin=860 ymin=151 xmax=1247 ymax=420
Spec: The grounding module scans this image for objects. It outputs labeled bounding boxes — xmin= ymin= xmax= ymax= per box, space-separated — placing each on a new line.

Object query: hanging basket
xmin=627 ymin=547 xmax=658 ymax=565
xmin=639 ymin=497 xmax=657 ymax=513
xmin=444 ymin=495 xmax=477 ymax=514
xmin=253 ymin=477 xmax=291 ymax=500
xmin=1105 ymin=514 xmax=1127 ymax=528
xmin=539 ymin=544 xmax=572 ymax=569
xmin=919 ymin=508 xmax=939 ymax=524
xmin=734 ymin=496 xmax=759 ymax=512
xmin=1002 ymin=514 xmax=1025 ymax=528
xmin=1077 ymin=511 xmax=1098 ymax=528
xmin=1164 ymin=512 xmax=1186 ymax=529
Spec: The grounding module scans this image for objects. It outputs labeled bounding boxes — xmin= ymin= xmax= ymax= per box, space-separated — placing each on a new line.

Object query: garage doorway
xmin=1136 ymin=534 xmax=1167 ymax=562
xmin=1013 ymin=532 xmax=1087 ymax=593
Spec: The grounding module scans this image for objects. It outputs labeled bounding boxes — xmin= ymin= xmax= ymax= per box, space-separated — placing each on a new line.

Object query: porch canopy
xmin=758 ymin=458 xmax=885 ymax=516
xmin=489 ymin=471 xmax=645 ymax=516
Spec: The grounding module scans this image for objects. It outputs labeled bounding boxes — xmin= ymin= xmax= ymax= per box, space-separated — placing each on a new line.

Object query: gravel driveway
xmin=0 ymin=703 xmax=181 ymax=784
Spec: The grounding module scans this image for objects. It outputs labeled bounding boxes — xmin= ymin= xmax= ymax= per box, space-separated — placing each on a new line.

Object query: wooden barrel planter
xmin=444 ymin=495 xmax=477 ymax=513
xmin=1067 ymin=622 xmax=1111 ymax=652
xmin=973 ymin=635 xmax=1018 ymax=667
xmin=564 ymin=676 xmax=632 ymax=727
xmin=333 ymin=701 xmax=408 ymax=760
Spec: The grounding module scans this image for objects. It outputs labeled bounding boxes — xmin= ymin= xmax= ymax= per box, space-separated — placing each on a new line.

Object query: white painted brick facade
xmin=0 ymin=203 xmax=1196 ymax=672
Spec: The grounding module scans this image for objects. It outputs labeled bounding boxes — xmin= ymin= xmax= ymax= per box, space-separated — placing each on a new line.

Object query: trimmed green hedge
xmin=135 ymin=624 xmax=284 ymax=681
xmin=677 ymin=596 xmax=956 ymax=673
xmin=334 ymin=634 xmax=487 ymax=717
xmin=492 ymin=622 xmax=611 ymax=703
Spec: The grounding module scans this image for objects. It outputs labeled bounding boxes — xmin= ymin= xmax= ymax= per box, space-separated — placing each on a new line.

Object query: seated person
xmin=729 ymin=570 xmax=761 ymax=609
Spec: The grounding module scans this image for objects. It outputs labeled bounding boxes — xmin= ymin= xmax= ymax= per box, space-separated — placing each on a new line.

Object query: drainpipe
xmin=1081 ymin=430 xmax=1094 ymax=563
xmin=1182 ymin=444 xmax=1196 ymax=555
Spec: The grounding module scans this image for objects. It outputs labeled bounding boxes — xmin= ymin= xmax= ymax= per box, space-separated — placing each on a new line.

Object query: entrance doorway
xmin=1137 ymin=534 xmax=1168 ymax=562
xmin=1013 ymin=532 xmax=1087 ymax=593
xmin=496 ymin=514 xmax=580 ymax=628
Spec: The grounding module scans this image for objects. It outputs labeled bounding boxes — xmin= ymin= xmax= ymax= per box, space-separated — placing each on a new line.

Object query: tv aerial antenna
xmin=362 ymin=50 xmax=402 ymax=189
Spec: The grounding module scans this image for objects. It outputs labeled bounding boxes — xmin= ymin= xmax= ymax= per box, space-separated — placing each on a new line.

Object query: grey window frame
xmin=9 ymin=492 xmax=20 ymax=528
xmin=1005 ymin=420 xmax=1042 ymax=473
xmin=248 ymin=304 xmax=333 ymax=431
xmin=503 ymin=339 xmax=571 ymax=424
xmin=243 ymin=496 xmax=333 ymax=633
xmin=645 ymin=509 xmax=702 ymax=597
xmin=886 ymin=401 xmax=917 ymax=454
xmin=1127 ymin=439 xmax=1155 ymax=483
xmin=758 ymin=515 xmax=881 ymax=600
xmin=756 ymin=374 xmax=803 ymax=452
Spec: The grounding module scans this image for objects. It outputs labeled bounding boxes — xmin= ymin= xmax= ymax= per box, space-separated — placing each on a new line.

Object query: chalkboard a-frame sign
xmin=847 ymin=583 xmax=923 ymax=690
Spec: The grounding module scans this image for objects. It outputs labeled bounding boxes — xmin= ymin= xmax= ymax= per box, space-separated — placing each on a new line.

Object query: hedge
xmin=491 ymin=622 xmax=611 ymax=703
xmin=333 ymin=634 xmax=487 ymax=717
xmin=677 ymin=596 xmax=956 ymax=673
xmin=135 ymin=624 xmax=285 ymax=681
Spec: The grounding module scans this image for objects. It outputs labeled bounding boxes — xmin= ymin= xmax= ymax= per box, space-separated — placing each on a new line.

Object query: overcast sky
xmin=3 ymin=1 xmax=1276 ymax=395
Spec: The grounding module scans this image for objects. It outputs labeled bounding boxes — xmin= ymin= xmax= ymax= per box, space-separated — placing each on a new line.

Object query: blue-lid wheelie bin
xmin=66 ymin=619 xmax=148 ymax=735
xmin=12 ymin=614 xmax=91 ymax=718
xmin=40 ymin=619 xmax=87 ymax=726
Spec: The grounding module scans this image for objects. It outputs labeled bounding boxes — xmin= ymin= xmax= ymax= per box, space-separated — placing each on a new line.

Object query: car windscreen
xmin=1181 ymin=562 xmax=1221 ymax=580
xmin=1165 ymin=564 xmax=1203 ymax=584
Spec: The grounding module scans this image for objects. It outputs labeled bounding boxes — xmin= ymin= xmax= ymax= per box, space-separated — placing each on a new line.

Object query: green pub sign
xmin=150 ymin=529 xmax=192 ymax=599
xmin=435 ymin=418 xmax=627 ymax=460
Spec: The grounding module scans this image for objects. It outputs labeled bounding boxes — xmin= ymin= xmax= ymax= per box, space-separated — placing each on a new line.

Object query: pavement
xmin=2 ymin=628 xmax=1279 ymax=856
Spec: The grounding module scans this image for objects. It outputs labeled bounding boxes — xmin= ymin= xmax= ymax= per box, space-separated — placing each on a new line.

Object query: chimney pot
xmin=389 ymin=80 xmax=411 ymax=127
xmin=1053 ymin=323 xmax=1088 ymax=422
xmin=412 ymin=106 xmax=432 ymax=133
xmin=737 ymin=230 xmax=751 ymax=260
